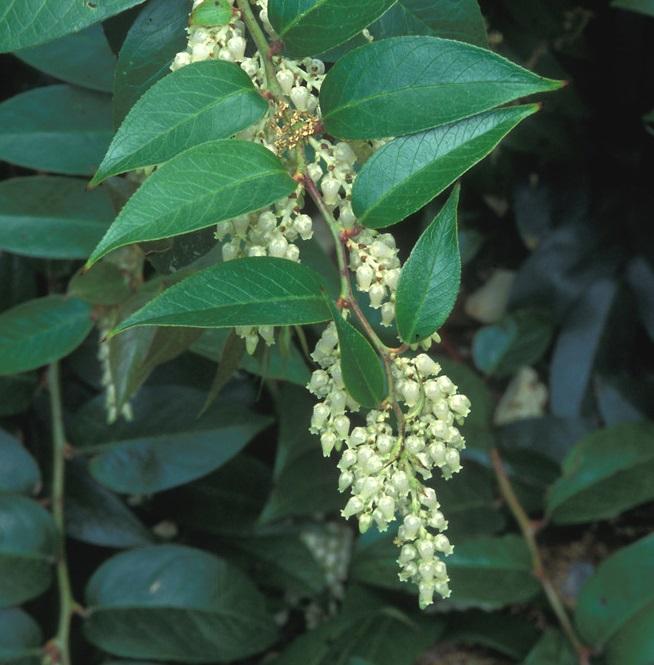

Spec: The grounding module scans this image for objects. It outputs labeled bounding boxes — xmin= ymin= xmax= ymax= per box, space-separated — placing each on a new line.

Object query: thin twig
xmin=490 ymin=448 xmax=591 ymax=664
xmin=45 ymin=362 xmax=76 ymax=665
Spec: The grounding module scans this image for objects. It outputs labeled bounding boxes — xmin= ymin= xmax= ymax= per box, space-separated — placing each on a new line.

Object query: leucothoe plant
xmin=77 ymin=0 xmax=562 ymax=608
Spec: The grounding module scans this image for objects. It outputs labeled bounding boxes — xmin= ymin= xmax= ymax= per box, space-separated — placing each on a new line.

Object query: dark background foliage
xmin=1 ymin=1 xmax=654 ymax=664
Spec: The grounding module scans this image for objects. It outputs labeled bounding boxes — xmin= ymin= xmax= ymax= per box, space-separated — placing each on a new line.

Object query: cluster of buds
xmin=348 ymin=229 xmax=401 ymax=324
xmin=308 ymin=332 xmax=471 ymax=607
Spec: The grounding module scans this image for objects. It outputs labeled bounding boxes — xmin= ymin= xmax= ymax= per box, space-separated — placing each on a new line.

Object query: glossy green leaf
xmin=268 ymin=0 xmax=396 ymax=57
xmin=0 ymin=608 xmax=42 ymax=665
xmin=447 ymin=535 xmax=540 ymax=610
xmin=472 ymin=308 xmax=554 ymax=377
xmin=352 ymin=105 xmax=539 ymax=229
xmin=84 ymin=545 xmax=277 ymax=662
xmin=0 ymin=85 xmax=112 ymax=176
xmin=0 ymin=1 xmax=147 ymax=52
xmin=114 ymin=257 xmax=331 ymax=333
xmin=94 ymin=61 xmax=268 ymax=184
xmin=66 ymin=460 xmax=153 ymax=549
xmin=396 ymin=186 xmax=461 ymax=343
xmin=0 ymin=428 xmax=40 ymax=496
xmin=113 ymin=0 xmax=189 ymax=125
xmin=547 ymin=422 xmax=654 ymax=524
xmin=521 ymin=630 xmax=576 ymax=665
xmin=612 ymin=0 xmax=654 ymax=17
xmin=576 ymin=535 xmax=654 ymax=654
xmin=0 ymin=495 xmax=56 ymax=608
xmin=260 ymin=385 xmax=341 ymax=523
xmin=273 ymin=587 xmax=439 ymax=665
xmin=0 ymin=177 xmax=113 ymax=259
xmin=191 ymin=0 xmax=233 ymax=26
xmin=0 ymin=296 xmax=93 ymax=376
xmin=330 ymin=304 xmax=387 ymax=408
xmin=72 ymin=385 xmax=270 ymax=494
xmin=320 ymin=37 xmax=561 ymax=140
xmin=68 ymin=263 xmax=133 ymax=306
xmin=14 ymin=24 xmax=115 ymax=92
xmin=87 ymin=141 xmax=296 ymax=265
xmin=201 ymin=330 xmax=246 ymax=415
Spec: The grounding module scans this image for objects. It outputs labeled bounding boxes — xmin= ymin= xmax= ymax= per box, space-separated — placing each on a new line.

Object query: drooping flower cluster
xmin=308 ymin=324 xmax=471 ymax=607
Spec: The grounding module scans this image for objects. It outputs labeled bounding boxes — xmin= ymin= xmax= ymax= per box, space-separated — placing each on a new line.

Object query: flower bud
xmin=436 ymin=375 xmax=455 ymax=394
xmin=432 ymin=398 xmax=450 ymax=420
xmin=433 ymin=560 xmax=447 ymax=578
xmin=338 ymin=470 xmax=354 ymax=492
xmin=370 ymin=240 xmax=394 ymax=260
xmin=428 ymin=510 xmax=447 ymax=531
xmin=290 ymin=85 xmax=310 ymax=111
xmin=378 ymin=495 xmax=395 ymax=521
xmin=241 ymin=58 xmax=258 ymax=77
xmin=398 ymin=544 xmax=417 ymax=564
xmin=334 ymin=142 xmax=356 ymax=164
xmin=360 ymin=476 xmax=380 ymax=500
xmin=339 ymin=204 xmax=356 ymax=227
xmin=445 ymin=448 xmax=461 ymax=473
xmin=172 ymin=52 xmax=192 ymax=70
xmin=257 ymin=211 xmax=277 ymax=233
xmin=333 ymin=415 xmax=350 ymax=438
xmin=307 ymin=162 xmax=323 ymax=183
xmin=349 ymin=427 xmax=368 ymax=447
xmin=435 ymin=581 xmax=451 ymax=599
xmin=403 ymin=514 xmax=422 ymax=539
xmin=259 ymin=326 xmax=275 ymax=345
xmin=383 ymin=268 xmax=401 ymax=291
xmin=285 ymin=244 xmax=300 ymax=262
xmin=321 ymin=176 xmax=341 ymax=205
xmin=402 ymin=380 xmax=420 ymax=407
xmin=320 ymin=431 xmax=337 ymax=457
xmin=276 ymin=69 xmax=295 ymax=94
xmin=391 ymin=470 xmax=410 ymax=495
xmin=330 ymin=390 xmax=347 ymax=414
xmin=217 ymin=47 xmax=234 ymax=62
xmin=222 ymin=242 xmax=238 ymax=262
xmin=449 ymin=394 xmax=471 ymax=417
xmin=341 ymin=496 xmax=364 ymax=519
xmin=268 ymin=234 xmax=288 ymax=258
xmin=311 ymin=402 xmax=329 ymax=429
xmin=369 ymin=283 xmax=386 ymax=309
xmin=356 ymin=264 xmax=374 ymax=292
xmin=399 ymin=561 xmax=418 ymax=581
xmin=294 ymin=214 xmax=313 ymax=240
xmin=245 ymin=334 xmax=258 ymax=355
xmin=337 ymin=449 xmax=357 ymax=470
xmin=428 ymin=441 xmax=446 ymax=465
xmin=406 ymin=435 xmax=425 ymax=455
xmin=247 ymin=245 xmax=266 ymax=257
xmin=359 ymin=513 xmax=373 ymax=533
xmin=419 ymin=581 xmax=435 ymax=609
xmin=417 ymin=539 xmax=435 ymax=560
xmin=434 ymin=534 xmax=453 ymax=555
xmin=415 ymin=354 xmax=440 ymax=377
xmin=227 ymin=35 xmax=246 ymax=60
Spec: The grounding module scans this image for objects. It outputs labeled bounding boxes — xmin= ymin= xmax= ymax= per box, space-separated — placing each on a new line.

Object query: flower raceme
xmin=171 ymin=0 xmax=472 ymax=607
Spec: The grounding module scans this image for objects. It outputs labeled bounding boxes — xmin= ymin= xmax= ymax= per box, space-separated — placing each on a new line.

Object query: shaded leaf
xmin=65 ymin=460 xmax=153 ymax=549
xmin=14 ymin=24 xmax=115 ymax=92
xmin=0 ymin=296 xmax=93 ymax=376
xmin=0 ymin=374 xmax=37 ymax=418
xmin=269 ymin=0 xmax=396 ymax=57
xmin=396 ymin=186 xmax=461 ymax=343
xmin=113 ymin=0 xmax=189 ymax=125
xmin=330 ymin=304 xmax=387 ymax=409
xmin=0 ymin=608 xmax=42 ymax=665
xmin=87 ymin=141 xmax=295 ymax=265
xmin=0 ymin=85 xmax=112 ymax=176
xmin=94 ymin=60 xmax=268 ymax=183
xmin=260 ymin=384 xmax=341 ymax=523
xmin=472 ymin=308 xmax=554 ymax=377
xmin=611 ymin=0 xmax=654 ymax=17
xmin=114 ymin=257 xmax=331 ymax=333
xmin=201 ymin=331 xmax=246 ymax=415
xmin=84 ymin=545 xmax=278 ymax=663
xmin=547 ymin=422 xmax=654 ymax=524
xmin=0 ymin=0 xmax=147 ymax=52
xmin=72 ymin=385 xmax=270 ymax=494
xmin=321 ymin=37 xmax=560 ymax=140
xmin=68 ymin=263 xmax=133 ymax=306
xmin=0 ymin=428 xmax=40 ymax=496
xmin=352 ymin=105 xmax=539 ymax=229
xmin=521 ymin=630 xmax=576 ymax=665
xmin=0 ymin=495 xmax=56 ymax=608
xmin=0 ymin=177 xmax=113 ymax=259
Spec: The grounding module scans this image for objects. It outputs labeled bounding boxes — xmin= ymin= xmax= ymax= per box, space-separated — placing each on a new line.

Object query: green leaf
xmin=273 ymin=587 xmax=440 ymax=665
xmin=0 ymin=177 xmax=114 ymax=259
xmin=576 ymin=535 xmax=654 ymax=655
xmin=0 ymin=428 xmax=40 ymax=496
xmin=521 ymin=630 xmax=576 ymax=665
xmin=113 ymin=0 xmax=189 ymax=126
xmin=446 ymin=535 xmax=540 ymax=610
xmin=201 ymin=330 xmax=246 ymax=415
xmin=0 ymin=296 xmax=93 ymax=376
xmin=14 ymin=24 xmax=116 ymax=92
xmin=0 ymin=374 xmax=37 ymax=418
xmin=447 ymin=610 xmax=539 ymax=661
xmin=72 ymin=385 xmax=271 ymax=494
xmin=0 ymin=85 xmax=112 ymax=176
xmin=260 ymin=385 xmax=341 ymax=523
xmin=547 ymin=422 xmax=654 ymax=524
xmin=472 ymin=308 xmax=554 ymax=377
xmin=83 ymin=544 xmax=278 ymax=663
xmin=191 ymin=0 xmax=233 ymax=26
xmin=66 ymin=460 xmax=153 ymax=549
xmin=395 ymin=186 xmax=461 ymax=343
xmin=352 ymin=105 xmax=539 ymax=229
xmin=320 ymin=37 xmax=561 ymax=140
xmin=68 ymin=263 xmax=133 ymax=306
xmin=329 ymin=304 xmax=387 ymax=408
xmin=0 ymin=495 xmax=56 ymax=608
xmin=162 ymin=455 xmax=272 ymax=535
xmin=192 ymin=329 xmax=311 ymax=386
xmin=268 ymin=0 xmax=396 ymax=57
xmin=114 ymin=257 xmax=331 ymax=332
xmin=0 ymin=0 xmax=147 ymax=52
xmin=611 ymin=0 xmax=654 ymax=17
xmin=87 ymin=141 xmax=295 ymax=265
xmin=94 ymin=61 xmax=268 ymax=184
xmin=0 ymin=608 xmax=42 ymax=665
